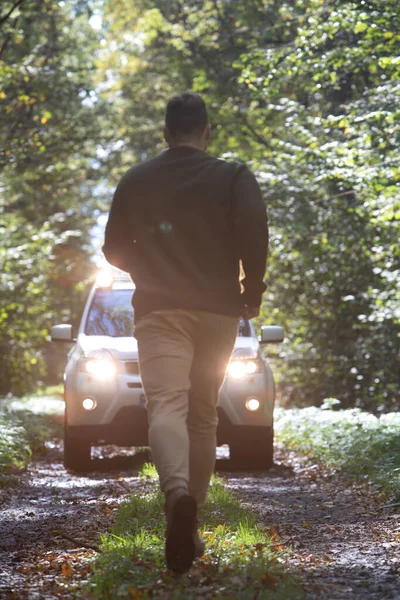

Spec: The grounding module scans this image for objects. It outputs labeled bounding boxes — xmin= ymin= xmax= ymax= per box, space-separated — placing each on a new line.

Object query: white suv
xmin=51 ymin=270 xmax=284 ymax=471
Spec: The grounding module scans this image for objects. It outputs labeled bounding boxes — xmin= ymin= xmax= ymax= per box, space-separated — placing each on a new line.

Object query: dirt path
xmin=0 ymin=443 xmax=152 ymax=599
xmin=224 ymin=445 xmax=400 ymax=600
xmin=1 ymin=440 xmax=399 ymax=599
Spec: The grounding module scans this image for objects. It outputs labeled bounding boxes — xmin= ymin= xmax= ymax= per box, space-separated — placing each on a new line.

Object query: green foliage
xmin=89 ymin=472 xmax=302 ymax=599
xmin=0 ymin=411 xmax=31 ymax=478
xmin=99 ymin=0 xmax=400 ymax=411
xmin=275 ymin=406 xmax=400 ymax=500
xmin=0 ymin=0 xmax=103 ymax=169
xmin=139 ymin=461 xmax=158 ymax=479
xmin=1 ymin=0 xmax=398 ymax=407
xmin=0 ymin=0 xmax=106 ymax=393
xmin=0 ymin=393 xmax=64 ymax=485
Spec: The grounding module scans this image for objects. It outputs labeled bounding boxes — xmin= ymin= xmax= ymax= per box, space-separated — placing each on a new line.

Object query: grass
xmin=0 ymin=387 xmax=64 ymax=486
xmin=88 ymin=465 xmax=303 ymax=599
xmin=275 ymin=404 xmax=400 ymax=502
xmin=34 ymin=383 xmax=64 ymax=397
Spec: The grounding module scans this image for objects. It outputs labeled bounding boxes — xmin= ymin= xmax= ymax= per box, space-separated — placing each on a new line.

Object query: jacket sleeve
xmin=232 ymin=165 xmax=269 ymax=307
xmin=102 ymin=184 xmax=133 ymax=273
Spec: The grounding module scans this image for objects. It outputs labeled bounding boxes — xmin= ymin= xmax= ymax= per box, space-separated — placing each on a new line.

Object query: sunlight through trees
xmin=1 ymin=0 xmax=399 ymax=409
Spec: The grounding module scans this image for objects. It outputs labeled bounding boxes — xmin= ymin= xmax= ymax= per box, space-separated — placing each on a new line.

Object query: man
xmin=103 ymin=92 xmax=268 ymax=574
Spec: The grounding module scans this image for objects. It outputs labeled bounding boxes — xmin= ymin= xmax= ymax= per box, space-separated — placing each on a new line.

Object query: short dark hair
xmin=165 ymin=93 xmax=208 ymax=139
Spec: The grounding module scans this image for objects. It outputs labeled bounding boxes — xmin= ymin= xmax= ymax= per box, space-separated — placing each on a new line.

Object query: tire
xmin=64 ymin=411 xmax=92 ymax=472
xmin=229 ymin=425 xmax=274 ymax=470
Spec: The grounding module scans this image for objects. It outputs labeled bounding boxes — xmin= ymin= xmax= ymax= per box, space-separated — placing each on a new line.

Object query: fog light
xmin=82 ymin=397 xmax=96 ymax=411
xmin=245 ymin=398 xmax=260 ymax=412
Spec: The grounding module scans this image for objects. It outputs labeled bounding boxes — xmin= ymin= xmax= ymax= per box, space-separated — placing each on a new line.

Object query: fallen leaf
xmin=61 ymin=561 xmax=73 ymax=577
xmin=271 ymin=544 xmax=285 ymax=552
xmin=265 ymin=526 xmax=280 ymax=539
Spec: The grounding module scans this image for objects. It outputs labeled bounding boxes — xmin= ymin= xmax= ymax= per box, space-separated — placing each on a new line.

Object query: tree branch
xmin=0 ymin=0 xmax=25 ymax=28
xmin=0 ymin=33 xmax=11 ymax=59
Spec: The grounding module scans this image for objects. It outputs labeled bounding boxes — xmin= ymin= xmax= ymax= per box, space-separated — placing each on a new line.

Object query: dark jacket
xmin=103 ymin=146 xmax=268 ymax=321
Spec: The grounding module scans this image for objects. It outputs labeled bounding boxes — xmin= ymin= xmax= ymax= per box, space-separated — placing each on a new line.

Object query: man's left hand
xmin=241 ymin=306 xmax=260 ymax=320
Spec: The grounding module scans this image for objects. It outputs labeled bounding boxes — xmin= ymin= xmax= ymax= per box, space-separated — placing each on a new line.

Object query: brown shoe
xmin=165 ymin=488 xmax=197 ymax=574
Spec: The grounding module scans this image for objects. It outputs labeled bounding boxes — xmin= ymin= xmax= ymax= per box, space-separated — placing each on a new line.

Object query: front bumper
xmin=66 ymin=404 xmax=272 ymax=446
xmin=65 ymin=369 xmax=145 ymax=427
xmin=67 ymin=405 xmax=149 ymax=446
xmin=66 ymin=374 xmax=274 ymax=425
xmin=65 ymin=368 xmax=274 ymax=428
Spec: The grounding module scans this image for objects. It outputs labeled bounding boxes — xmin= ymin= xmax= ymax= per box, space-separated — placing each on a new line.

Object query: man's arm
xmin=232 ymin=166 xmax=269 ymax=313
xmin=102 ymin=184 xmax=133 ymax=273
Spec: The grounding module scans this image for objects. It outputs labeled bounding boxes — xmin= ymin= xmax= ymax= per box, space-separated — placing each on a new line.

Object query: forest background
xmin=1 ymin=0 xmax=399 ymax=412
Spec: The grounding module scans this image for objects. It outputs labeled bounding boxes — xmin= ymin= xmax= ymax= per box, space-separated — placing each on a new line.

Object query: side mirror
xmin=51 ymin=324 xmax=75 ymax=342
xmin=260 ymin=326 xmax=284 ymax=344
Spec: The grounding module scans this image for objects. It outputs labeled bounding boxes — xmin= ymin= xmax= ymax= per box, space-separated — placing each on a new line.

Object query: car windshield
xmin=85 ymin=289 xmax=251 ymax=337
xmin=85 ymin=289 xmax=134 ymax=337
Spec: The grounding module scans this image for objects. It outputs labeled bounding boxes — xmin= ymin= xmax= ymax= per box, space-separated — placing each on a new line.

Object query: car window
xmin=237 ymin=317 xmax=250 ymax=336
xmin=85 ymin=290 xmax=134 ymax=337
xmin=84 ymin=290 xmax=251 ymax=337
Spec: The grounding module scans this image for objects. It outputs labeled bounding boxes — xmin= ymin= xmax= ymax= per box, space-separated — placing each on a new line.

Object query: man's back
xmin=103 ymin=91 xmax=269 ymax=575
xmin=103 ymin=146 xmax=268 ymax=320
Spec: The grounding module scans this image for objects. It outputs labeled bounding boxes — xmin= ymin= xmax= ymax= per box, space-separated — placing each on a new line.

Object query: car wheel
xmin=229 ymin=425 xmax=273 ymax=470
xmin=64 ymin=411 xmax=92 ymax=472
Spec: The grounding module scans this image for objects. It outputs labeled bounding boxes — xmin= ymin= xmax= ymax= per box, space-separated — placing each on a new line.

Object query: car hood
xmin=78 ymin=335 xmax=139 ymax=361
xmin=232 ymin=336 xmax=260 ymax=358
xmin=78 ymin=334 xmax=258 ymax=361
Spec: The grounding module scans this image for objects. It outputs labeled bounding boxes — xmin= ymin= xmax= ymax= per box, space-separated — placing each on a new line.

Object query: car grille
xmin=125 ymin=361 xmax=140 ymax=375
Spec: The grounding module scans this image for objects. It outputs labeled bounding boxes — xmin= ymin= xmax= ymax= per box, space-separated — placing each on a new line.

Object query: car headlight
xmin=79 ymin=354 xmax=117 ymax=380
xmin=227 ymin=360 xmax=261 ymax=379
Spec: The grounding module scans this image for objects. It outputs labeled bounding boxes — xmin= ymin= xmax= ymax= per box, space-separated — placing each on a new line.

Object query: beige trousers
xmin=135 ymin=309 xmax=238 ymax=508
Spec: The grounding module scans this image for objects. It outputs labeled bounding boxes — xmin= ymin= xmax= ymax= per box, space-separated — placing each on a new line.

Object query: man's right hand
xmin=241 ymin=306 xmax=260 ymax=320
